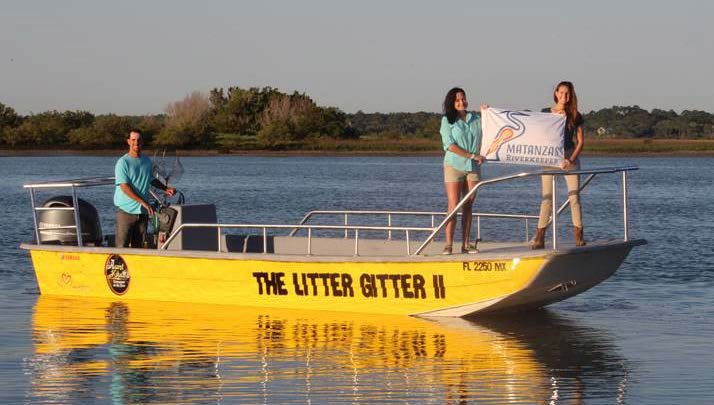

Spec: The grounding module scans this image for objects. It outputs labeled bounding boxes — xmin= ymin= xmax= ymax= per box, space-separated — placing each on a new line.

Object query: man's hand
xmin=120 ymin=183 xmax=155 ymax=215
xmin=142 ymin=201 xmax=154 ymax=216
xmin=165 ymin=187 xmax=176 ymax=197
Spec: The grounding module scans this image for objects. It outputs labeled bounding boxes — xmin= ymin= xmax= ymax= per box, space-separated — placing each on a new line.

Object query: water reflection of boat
xmin=28 ymin=296 xmax=628 ymax=403
xmin=465 ymin=311 xmax=629 ymax=403
xmin=21 ymin=166 xmax=645 ymax=316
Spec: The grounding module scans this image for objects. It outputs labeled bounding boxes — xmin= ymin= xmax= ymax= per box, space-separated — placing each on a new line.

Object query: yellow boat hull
xmin=24 ymin=240 xmax=643 ymax=317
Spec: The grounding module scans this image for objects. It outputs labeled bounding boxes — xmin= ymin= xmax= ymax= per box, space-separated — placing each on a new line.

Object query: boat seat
xmin=221 ymin=234 xmax=275 ymax=253
xmin=163 ymin=204 xmax=219 ymax=251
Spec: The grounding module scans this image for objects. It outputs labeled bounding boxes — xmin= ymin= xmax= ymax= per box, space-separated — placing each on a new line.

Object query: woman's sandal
xmin=442 ymin=244 xmax=453 ymax=255
xmin=462 ymin=241 xmax=479 ymax=254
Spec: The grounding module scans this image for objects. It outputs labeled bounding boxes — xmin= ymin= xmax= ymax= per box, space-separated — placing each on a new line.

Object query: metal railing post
xmin=406 ymin=230 xmax=411 ymax=255
xmin=476 ymin=216 xmax=481 ymax=241
xmin=525 ymin=218 xmax=529 ymax=242
xmin=262 ymin=227 xmax=267 ymax=254
xmin=354 ymin=229 xmax=359 ymax=256
xmin=217 ymin=226 xmax=221 ymax=252
xmin=623 ymin=171 xmax=629 ymax=241
xmin=71 ymin=186 xmax=83 ymax=247
xmin=551 ymin=176 xmax=557 ymax=250
xmin=29 ymin=188 xmax=41 ymax=244
xmin=388 ymin=214 xmax=392 ymax=240
xmin=307 ymin=228 xmax=312 ymax=255
xmin=344 ymin=214 xmax=348 ymax=238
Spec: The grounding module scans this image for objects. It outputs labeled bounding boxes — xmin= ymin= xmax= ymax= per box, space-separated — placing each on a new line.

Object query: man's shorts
xmin=444 ymin=164 xmax=481 ymax=183
xmin=116 ymin=209 xmax=149 ymax=248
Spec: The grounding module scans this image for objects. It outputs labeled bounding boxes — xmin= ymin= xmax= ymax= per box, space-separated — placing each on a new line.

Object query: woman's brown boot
xmin=574 ymin=226 xmax=586 ymax=246
xmin=531 ymin=227 xmax=546 ymax=249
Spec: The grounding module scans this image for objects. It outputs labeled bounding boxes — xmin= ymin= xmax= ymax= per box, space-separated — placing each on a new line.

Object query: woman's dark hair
xmin=553 ymin=81 xmax=579 ymax=129
xmin=443 ymin=87 xmax=465 ymax=124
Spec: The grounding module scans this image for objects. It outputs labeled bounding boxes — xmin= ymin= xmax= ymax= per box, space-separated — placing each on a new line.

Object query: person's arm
xmin=567 ymin=125 xmax=585 ymax=163
xmin=439 ymin=117 xmax=454 ymax=152
xmin=119 ymin=183 xmax=154 ymax=215
xmin=150 ymin=179 xmax=176 ymax=197
xmin=562 ymin=114 xmax=585 ymax=169
xmin=474 ymin=104 xmax=489 ymax=160
xmin=446 ymin=144 xmax=485 ymax=164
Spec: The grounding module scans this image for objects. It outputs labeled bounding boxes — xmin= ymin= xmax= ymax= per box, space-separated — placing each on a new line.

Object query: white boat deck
xmin=21 ymin=237 xmax=642 ymax=263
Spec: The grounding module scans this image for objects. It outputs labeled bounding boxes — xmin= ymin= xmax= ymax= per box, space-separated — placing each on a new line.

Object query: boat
xmin=20 ymin=166 xmax=646 ymax=317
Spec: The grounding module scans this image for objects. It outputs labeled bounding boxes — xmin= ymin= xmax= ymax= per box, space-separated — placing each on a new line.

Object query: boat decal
xmin=105 ymin=255 xmax=130 ymax=295
xmin=547 ymin=280 xmax=577 ymax=293
xmin=361 ymin=273 xmax=429 ymax=299
xmin=433 ymin=275 xmax=446 ymax=299
xmin=252 ymin=271 xmax=441 ymax=300
xmin=462 ymin=260 xmax=510 ymax=272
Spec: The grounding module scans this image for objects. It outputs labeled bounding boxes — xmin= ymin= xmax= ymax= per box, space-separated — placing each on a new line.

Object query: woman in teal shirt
xmin=439 ymin=87 xmax=487 ymax=255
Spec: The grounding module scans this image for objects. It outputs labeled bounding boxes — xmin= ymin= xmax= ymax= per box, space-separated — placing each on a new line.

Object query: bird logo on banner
xmin=486 ymin=110 xmax=529 ymax=161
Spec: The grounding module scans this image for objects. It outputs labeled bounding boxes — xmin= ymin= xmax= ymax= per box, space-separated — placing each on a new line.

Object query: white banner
xmin=481 ymin=108 xmax=565 ymax=166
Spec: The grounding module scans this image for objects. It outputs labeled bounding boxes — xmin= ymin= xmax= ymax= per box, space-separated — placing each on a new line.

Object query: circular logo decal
xmin=105 ymin=254 xmax=130 ymax=295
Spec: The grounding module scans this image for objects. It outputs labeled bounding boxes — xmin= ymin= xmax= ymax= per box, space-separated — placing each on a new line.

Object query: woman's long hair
xmin=553 ymin=81 xmax=579 ymax=129
xmin=443 ymin=87 xmax=465 ymax=124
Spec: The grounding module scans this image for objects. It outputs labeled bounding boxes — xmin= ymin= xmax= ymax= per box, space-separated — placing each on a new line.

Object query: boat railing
xmin=23 ymin=176 xmax=116 ymax=247
xmin=160 ymin=223 xmax=435 ymax=256
xmin=412 ymin=166 xmax=638 ymax=255
xmin=23 ymin=166 xmax=637 ymax=256
xmin=288 ymin=210 xmax=539 ymax=243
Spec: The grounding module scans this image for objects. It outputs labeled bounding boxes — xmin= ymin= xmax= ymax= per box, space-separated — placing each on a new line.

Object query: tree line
xmin=351 ymin=106 xmax=714 ymax=139
xmin=1 ymin=88 xmax=713 ymax=151
xmin=0 ymin=87 xmax=356 ymax=150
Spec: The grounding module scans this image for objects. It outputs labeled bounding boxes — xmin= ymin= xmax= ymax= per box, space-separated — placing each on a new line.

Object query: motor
xmin=37 ymin=196 xmax=102 ymax=246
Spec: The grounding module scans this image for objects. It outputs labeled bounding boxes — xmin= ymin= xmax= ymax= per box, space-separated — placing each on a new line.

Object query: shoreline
xmin=0 ymin=149 xmax=444 ymax=157
xmin=3 ymin=149 xmax=714 ymax=158
xmin=3 ymin=140 xmax=714 ymax=158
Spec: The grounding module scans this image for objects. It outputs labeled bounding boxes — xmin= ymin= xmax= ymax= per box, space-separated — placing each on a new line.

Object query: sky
xmin=1 ymin=0 xmax=712 ymax=116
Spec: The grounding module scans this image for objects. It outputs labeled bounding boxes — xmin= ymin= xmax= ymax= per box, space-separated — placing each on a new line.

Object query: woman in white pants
xmin=532 ymin=81 xmax=586 ymax=249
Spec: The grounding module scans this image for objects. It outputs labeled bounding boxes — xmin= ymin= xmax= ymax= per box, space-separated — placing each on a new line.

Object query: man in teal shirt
xmin=114 ymin=129 xmax=175 ymax=248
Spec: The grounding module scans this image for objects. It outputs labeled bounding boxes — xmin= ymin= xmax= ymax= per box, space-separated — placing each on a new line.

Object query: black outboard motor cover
xmin=37 ymin=196 xmax=102 ymax=246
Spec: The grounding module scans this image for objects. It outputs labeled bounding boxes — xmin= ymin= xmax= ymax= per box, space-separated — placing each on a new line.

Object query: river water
xmin=0 ymin=155 xmax=712 ymax=404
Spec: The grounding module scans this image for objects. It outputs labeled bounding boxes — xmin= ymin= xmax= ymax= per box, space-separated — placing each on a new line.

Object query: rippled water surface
xmin=1 ymin=155 xmax=712 ymax=403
